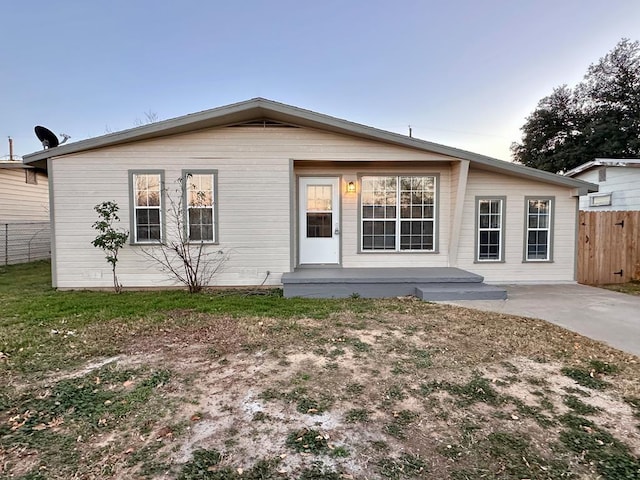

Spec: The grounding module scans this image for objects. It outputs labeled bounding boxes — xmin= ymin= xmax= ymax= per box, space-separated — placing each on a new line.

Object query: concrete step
xmin=283 ymin=281 xmax=507 ymax=300
xmin=282 ymin=267 xmax=484 ymax=285
xmin=281 ymin=267 xmax=500 ymax=299
xmin=284 ymin=282 xmax=420 ymax=298
xmin=415 ymin=283 xmax=507 ymax=301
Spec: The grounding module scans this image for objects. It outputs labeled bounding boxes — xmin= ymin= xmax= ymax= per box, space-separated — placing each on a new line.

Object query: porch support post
xmin=289 ymin=158 xmax=296 ymax=272
xmin=448 ymin=160 xmax=469 ymax=267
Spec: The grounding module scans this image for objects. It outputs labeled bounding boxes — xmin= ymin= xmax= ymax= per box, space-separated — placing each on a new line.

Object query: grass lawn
xmin=600 ymin=281 xmax=640 ymax=296
xmin=1 ymin=261 xmax=639 ymax=479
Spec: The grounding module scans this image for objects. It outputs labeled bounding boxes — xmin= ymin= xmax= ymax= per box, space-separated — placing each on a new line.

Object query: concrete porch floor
xmin=282 ymin=267 xmax=507 ymax=300
xmin=282 ymin=267 xmax=483 ymax=283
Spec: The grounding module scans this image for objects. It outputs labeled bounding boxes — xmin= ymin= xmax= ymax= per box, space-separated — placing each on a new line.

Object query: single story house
xmin=565 ymin=158 xmax=640 ymax=211
xmin=0 ymin=160 xmax=50 ymax=265
xmin=23 ymin=98 xmax=597 ymax=298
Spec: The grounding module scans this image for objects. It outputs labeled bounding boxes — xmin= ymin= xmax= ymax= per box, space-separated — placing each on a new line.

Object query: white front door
xmin=299 ymin=177 xmax=340 ymax=264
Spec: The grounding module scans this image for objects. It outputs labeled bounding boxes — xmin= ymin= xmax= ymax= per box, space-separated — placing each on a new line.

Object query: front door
xmin=299 ymin=177 xmax=340 ymax=264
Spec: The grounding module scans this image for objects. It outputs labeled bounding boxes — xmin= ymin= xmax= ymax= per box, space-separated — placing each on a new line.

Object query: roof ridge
xmin=22 ymin=98 xmax=597 ymax=194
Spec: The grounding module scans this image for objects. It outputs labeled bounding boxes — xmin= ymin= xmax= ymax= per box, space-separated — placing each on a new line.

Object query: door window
xmin=306 ymin=185 xmax=333 ymax=238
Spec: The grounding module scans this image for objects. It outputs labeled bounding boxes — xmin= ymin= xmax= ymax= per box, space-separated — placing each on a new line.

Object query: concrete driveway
xmin=445 ymin=284 xmax=640 ymax=357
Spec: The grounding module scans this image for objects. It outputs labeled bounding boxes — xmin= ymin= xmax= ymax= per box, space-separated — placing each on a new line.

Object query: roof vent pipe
xmin=8 ymin=137 xmax=14 ymax=161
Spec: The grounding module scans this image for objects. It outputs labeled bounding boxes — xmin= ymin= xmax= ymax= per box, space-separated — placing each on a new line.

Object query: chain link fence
xmin=0 ymin=222 xmax=51 ymax=265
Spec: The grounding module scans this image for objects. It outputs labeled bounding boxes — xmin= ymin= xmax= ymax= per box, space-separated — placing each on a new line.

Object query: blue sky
xmin=2 ymin=0 xmax=639 ymax=160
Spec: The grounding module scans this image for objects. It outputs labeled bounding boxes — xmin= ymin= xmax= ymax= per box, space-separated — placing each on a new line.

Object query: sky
xmin=2 ymin=0 xmax=639 ymax=161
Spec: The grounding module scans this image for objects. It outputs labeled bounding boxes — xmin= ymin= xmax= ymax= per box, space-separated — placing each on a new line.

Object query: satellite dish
xmin=34 ymin=126 xmax=60 ymax=149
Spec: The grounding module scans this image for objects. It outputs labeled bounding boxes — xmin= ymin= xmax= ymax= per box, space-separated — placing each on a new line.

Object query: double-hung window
xmin=476 ymin=197 xmax=505 ymax=262
xmin=131 ymin=171 xmax=163 ymax=243
xmin=525 ymin=198 xmax=553 ymax=261
xmin=184 ymin=171 xmax=217 ymax=243
xmin=361 ymin=175 xmax=436 ymax=251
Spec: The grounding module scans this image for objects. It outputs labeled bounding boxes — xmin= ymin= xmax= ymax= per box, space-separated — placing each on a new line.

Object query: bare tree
xmin=140 ymin=177 xmax=228 ymax=293
xmin=105 ymin=111 xmax=158 ymax=134
xmin=134 ymin=110 xmax=159 ymax=126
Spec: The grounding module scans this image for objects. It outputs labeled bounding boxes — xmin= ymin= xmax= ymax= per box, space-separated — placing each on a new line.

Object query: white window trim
xmin=359 ymin=175 xmax=438 ymax=253
xmin=524 ymin=197 xmax=554 ymax=263
xmin=475 ymin=197 xmax=505 ymax=263
xmin=589 ymin=192 xmax=612 ymax=207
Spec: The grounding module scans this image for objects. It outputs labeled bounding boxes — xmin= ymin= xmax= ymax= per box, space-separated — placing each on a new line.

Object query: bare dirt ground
xmin=3 ymin=300 xmax=640 ymax=479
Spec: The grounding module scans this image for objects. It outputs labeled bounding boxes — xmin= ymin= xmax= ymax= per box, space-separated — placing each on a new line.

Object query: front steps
xmin=415 ymin=283 xmax=507 ymax=301
xmin=282 ymin=267 xmax=507 ymax=301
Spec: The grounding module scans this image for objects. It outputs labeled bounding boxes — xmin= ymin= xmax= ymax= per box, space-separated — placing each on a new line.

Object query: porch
xmin=281 ymin=267 xmax=507 ymax=301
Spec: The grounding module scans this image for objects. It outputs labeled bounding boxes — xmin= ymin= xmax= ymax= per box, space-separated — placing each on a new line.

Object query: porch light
xmin=347 ymin=181 xmax=356 ymax=193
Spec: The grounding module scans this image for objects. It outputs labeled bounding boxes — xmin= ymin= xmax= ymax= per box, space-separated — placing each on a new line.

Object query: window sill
xmin=474 ymin=260 xmax=505 ymax=264
xmin=358 ymin=250 xmax=439 ymax=254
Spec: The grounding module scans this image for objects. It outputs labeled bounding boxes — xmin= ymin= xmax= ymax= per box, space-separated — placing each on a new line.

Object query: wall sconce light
xmin=347 ymin=181 xmax=356 ymax=193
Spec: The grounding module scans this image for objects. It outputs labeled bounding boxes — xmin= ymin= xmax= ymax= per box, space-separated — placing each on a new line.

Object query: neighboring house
xmin=23 ymin=98 xmax=596 ymax=297
xmin=565 ymin=159 xmax=640 ymax=286
xmin=0 ymin=160 xmax=50 ymax=264
xmin=565 ymin=158 xmax=640 ymax=211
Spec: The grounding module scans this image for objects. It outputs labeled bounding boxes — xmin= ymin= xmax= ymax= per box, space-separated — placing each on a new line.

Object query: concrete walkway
xmin=445 ymin=284 xmax=640 ymax=357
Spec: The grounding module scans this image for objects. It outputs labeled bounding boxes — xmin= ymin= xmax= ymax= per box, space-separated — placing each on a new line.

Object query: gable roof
xmin=565 ymin=158 xmax=640 ymax=177
xmin=23 ymin=97 xmax=597 ymax=193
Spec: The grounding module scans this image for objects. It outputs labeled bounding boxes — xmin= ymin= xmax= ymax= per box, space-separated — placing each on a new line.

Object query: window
xmin=361 ymin=175 xmax=436 ymax=251
xmin=589 ymin=193 xmax=612 ymax=207
xmin=525 ymin=198 xmax=553 ymax=261
xmin=130 ymin=171 xmax=163 ymax=243
xmin=476 ymin=197 xmax=504 ymax=262
xmin=306 ymin=184 xmax=333 ymax=238
xmin=184 ymin=171 xmax=217 ymax=242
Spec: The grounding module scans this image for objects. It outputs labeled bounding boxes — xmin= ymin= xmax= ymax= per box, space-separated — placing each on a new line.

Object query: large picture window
xmin=184 ymin=171 xmax=217 ymax=243
xmin=361 ymin=175 xmax=436 ymax=252
xmin=131 ymin=171 xmax=163 ymax=243
xmin=525 ymin=198 xmax=553 ymax=261
xmin=476 ymin=197 xmax=504 ymax=262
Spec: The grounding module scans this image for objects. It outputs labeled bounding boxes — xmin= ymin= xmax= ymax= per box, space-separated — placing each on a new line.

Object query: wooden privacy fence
xmin=577 ymin=211 xmax=640 ymax=285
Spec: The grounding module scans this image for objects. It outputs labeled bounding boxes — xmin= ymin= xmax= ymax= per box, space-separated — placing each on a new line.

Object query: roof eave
xmin=565 ymin=158 xmax=640 ymax=177
xmin=22 ymin=97 xmax=597 ymax=193
xmin=23 ymin=98 xmax=272 ymax=163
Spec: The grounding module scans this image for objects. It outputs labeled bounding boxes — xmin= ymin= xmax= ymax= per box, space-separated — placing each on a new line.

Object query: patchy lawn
xmin=600 ymin=281 xmax=640 ymax=296
xmin=1 ymin=261 xmax=640 ymax=479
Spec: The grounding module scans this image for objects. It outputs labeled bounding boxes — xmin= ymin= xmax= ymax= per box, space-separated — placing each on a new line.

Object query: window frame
xmin=589 ymin=193 xmax=612 ymax=207
xmin=358 ymin=174 xmax=439 ymax=253
xmin=182 ymin=169 xmax=219 ymax=244
xmin=523 ymin=196 xmax=554 ymax=263
xmin=474 ymin=196 xmax=506 ymax=263
xmin=128 ymin=170 xmax=165 ymax=245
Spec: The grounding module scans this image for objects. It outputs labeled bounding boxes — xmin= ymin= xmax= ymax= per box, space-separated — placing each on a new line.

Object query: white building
xmin=23 ymin=99 xmax=597 ymax=295
xmin=565 ymin=159 xmax=640 ymax=211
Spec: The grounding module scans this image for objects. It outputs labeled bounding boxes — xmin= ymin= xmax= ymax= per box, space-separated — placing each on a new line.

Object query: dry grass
xmin=599 ymin=281 xmax=640 ymax=296
xmin=3 ymin=298 xmax=640 ymax=479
